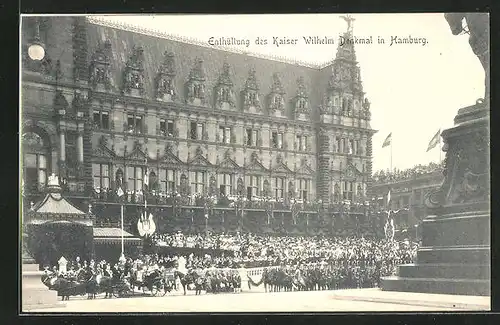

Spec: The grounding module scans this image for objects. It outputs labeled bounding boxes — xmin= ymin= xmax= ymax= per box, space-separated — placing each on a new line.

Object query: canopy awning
xmin=93 ymin=227 xmax=142 ymax=245
xmin=27 ymin=192 xmax=92 ymax=226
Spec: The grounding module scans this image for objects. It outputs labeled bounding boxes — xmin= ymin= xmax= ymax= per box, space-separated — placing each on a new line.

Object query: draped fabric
xmin=26 ymin=222 xmax=94 ymax=268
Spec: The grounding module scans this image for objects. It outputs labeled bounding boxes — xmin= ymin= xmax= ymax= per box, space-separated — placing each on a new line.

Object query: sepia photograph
xmin=19 ymin=13 xmax=490 ymax=313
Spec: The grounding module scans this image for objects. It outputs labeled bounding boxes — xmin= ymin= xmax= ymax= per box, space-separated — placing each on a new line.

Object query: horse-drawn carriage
xmin=127 ymin=267 xmax=178 ymax=296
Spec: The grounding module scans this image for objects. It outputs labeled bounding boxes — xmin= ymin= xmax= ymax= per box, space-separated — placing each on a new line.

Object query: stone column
xmin=77 ymin=130 xmax=84 ymax=163
xmin=59 ymin=130 xmax=66 ymax=162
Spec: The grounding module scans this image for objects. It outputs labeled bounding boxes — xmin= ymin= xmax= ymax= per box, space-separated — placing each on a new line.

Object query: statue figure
xmin=444 ymin=13 xmax=489 ymax=100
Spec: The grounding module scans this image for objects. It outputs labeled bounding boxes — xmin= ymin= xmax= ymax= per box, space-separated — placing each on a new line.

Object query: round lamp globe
xmin=28 ymin=43 xmax=45 ymax=61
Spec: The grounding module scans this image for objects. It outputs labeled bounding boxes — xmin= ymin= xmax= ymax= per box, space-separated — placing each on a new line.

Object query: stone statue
xmin=444 ymin=13 xmax=489 ymax=100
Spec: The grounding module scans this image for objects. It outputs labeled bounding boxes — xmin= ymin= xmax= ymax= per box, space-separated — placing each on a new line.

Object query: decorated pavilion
xmin=24 ymin=174 xmax=94 ymax=268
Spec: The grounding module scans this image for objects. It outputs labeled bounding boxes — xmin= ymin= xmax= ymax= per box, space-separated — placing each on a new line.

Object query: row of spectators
xmin=372 ymin=161 xmax=444 ymax=183
xmin=150 ymin=231 xmax=419 ymax=269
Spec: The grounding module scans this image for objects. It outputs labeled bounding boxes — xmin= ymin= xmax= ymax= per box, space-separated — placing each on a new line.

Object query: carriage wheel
xmin=118 ymin=288 xmax=130 ymax=298
xmin=160 ymin=283 xmax=168 ymax=296
xmin=151 ymin=284 xmax=159 ymax=296
xmin=112 ymin=288 xmax=120 ymax=298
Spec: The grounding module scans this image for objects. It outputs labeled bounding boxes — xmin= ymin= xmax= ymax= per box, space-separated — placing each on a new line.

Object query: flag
xmin=382 ymin=133 xmax=392 ymax=148
xmin=117 ymin=187 xmax=124 ymax=197
xmin=426 ymin=129 xmax=441 ymax=152
xmin=386 ymin=190 xmax=391 ymax=208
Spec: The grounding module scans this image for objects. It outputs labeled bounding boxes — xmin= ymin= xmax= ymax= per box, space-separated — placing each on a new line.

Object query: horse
xmin=174 ymin=270 xmax=199 ymax=295
xmin=41 ymin=274 xmax=86 ymax=301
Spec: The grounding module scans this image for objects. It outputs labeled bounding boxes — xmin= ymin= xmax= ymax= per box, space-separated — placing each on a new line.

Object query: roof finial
xmin=340 ymin=14 xmax=355 ymax=34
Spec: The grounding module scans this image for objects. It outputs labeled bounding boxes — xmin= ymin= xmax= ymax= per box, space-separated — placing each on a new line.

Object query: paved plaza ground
xmin=25 ymin=288 xmax=490 ymax=313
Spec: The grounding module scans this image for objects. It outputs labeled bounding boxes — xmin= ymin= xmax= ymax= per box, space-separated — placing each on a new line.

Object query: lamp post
xmin=28 ymin=18 xmax=45 ymax=61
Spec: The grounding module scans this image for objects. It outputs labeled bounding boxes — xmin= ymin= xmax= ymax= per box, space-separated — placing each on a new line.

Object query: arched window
xmin=22 ymin=131 xmax=50 ymax=191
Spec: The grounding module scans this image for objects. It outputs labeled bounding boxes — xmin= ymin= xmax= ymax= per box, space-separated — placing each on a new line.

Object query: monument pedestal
xmin=381 ymin=101 xmax=490 ymax=296
xmin=22 ymin=263 xmax=62 ymax=311
xmin=21 ymin=243 xmax=62 ymax=311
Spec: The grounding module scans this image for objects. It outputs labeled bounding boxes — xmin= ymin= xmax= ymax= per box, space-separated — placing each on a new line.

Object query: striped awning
xmin=93 ymin=227 xmax=142 ymax=245
xmin=93 ymin=227 xmax=135 ymax=238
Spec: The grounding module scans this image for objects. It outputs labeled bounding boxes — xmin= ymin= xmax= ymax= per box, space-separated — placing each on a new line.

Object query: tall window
xmin=127 ymin=166 xmax=143 ymax=192
xmin=160 ymin=119 xmax=175 ymax=137
xmin=23 ymin=153 xmax=47 ymax=191
xmin=191 ymin=171 xmax=205 ymax=194
xmin=190 ymin=121 xmax=205 ymax=140
xmin=219 ymin=126 xmax=231 ymax=144
xmin=272 ymin=131 xmax=283 ymax=149
xmin=298 ymin=179 xmax=310 ymax=201
xmin=127 ymin=114 xmax=143 ymax=134
xmin=298 ymin=98 xmax=306 ymax=109
xmin=92 ymin=163 xmax=110 ymax=190
xmin=93 ymin=110 xmax=109 ymax=130
xmin=343 ymin=181 xmax=353 ymax=201
xmin=22 ymin=132 xmax=49 ymax=191
xmin=336 ymin=138 xmax=341 ymax=153
xmin=219 ymin=173 xmax=233 ymax=196
xmin=247 ymin=175 xmax=260 ymax=199
xmin=246 ymin=128 xmax=259 ymax=147
xmin=296 ymin=135 xmax=307 ymax=151
xmin=159 ymin=169 xmax=175 ymax=193
xmin=274 ymin=177 xmax=285 ymax=199
xmin=65 ymin=131 xmax=78 ymax=176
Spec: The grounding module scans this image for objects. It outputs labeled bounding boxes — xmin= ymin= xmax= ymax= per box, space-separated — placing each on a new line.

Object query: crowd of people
xmin=372 ymin=161 xmax=444 ymax=183
xmin=43 ymin=231 xmax=419 ymax=297
xmin=151 ymin=231 xmax=418 ymax=269
xmin=152 ymin=231 xmax=241 ymax=251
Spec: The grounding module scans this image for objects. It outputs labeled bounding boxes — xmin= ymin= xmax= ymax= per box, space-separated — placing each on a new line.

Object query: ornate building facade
xmin=370 ymin=161 xmax=445 ymax=232
xmin=21 ymin=16 xmax=376 ymax=235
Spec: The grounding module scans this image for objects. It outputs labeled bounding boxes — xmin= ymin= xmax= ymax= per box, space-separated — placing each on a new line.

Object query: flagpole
xmin=390 ymin=140 xmax=393 ymax=172
xmin=438 ymin=133 xmax=442 ymax=164
xmin=120 ymin=203 xmax=124 ymax=257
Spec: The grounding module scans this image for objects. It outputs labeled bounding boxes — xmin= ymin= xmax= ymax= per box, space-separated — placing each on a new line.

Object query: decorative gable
xmin=272 ymin=154 xmax=293 ymax=174
xmin=214 ymin=61 xmax=236 ymax=109
xmin=89 ymin=40 xmax=114 ymax=91
xmin=217 ymin=150 xmax=240 ymax=170
xmin=344 ymin=162 xmax=362 ymax=179
xmin=121 ymin=45 xmax=146 ymax=97
xmin=92 ymin=136 xmax=116 ymax=159
xmin=242 ymin=68 xmax=261 ymax=112
xmin=294 ymin=76 xmax=310 ymax=118
xmin=246 ymin=152 xmax=268 ymax=173
xmin=189 ymin=146 xmax=212 ymax=167
xmin=185 ymin=58 xmax=206 ymax=105
xmin=126 ymin=141 xmax=148 ymax=162
xmin=268 ymin=73 xmax=286 ymax=114
xmin=296 ymin=157 xmax=315 ymax=175
xmin=158 ymin=144 xmax=183 ymax=166
xmin=155 ymin=51 xmax=177 ymax=102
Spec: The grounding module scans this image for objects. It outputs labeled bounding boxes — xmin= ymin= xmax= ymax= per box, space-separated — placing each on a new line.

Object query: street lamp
xmin=28 ymin=19 xmax=45 ymax=61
